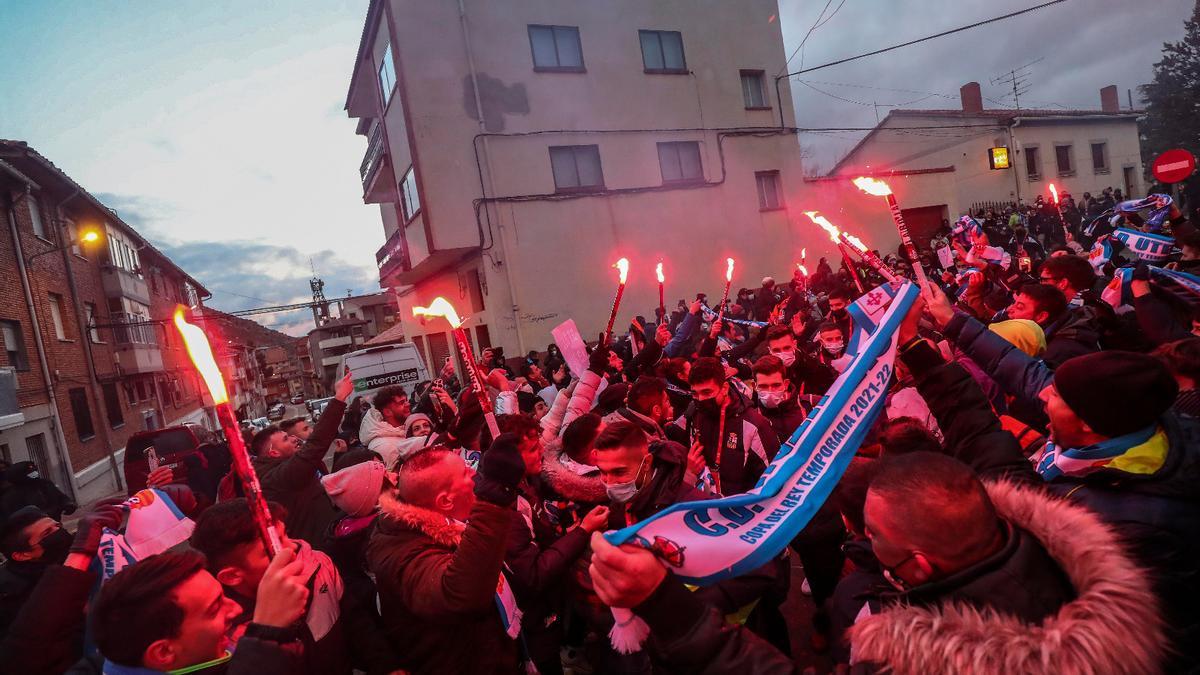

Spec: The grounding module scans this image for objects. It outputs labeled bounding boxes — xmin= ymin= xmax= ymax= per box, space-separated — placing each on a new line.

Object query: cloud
xmin=96 ymin=190 xmax=379 ymax=337
xmin=779 ymin=0 xmax=1195 ymax=169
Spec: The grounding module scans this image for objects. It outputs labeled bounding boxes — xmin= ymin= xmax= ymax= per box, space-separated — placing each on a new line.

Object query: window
xmin=549 ymin=145 xmax=604 ymax=192
xmin=1091 ymin=142 xmax=1109 ymax=173
xmin=1055 ymin=144 xmax=1073 ymax=175
xmin=102 ymin=382 xmax=124 ymax=429
xmin=755 ymin=171 xmax=784 ymax=210
xmin=1 ymin=320 xmax=29 ymax=371
xmin=28 ymin=198 xmax=48 ymax=239
xmin=378 ymin=43 xmax=397 ymax=107
xmin=84 ymin=303 xmax=101 ymax=343
xmin=25 ymin=434 xmax=48 ymax=476
xmin=48 ymin=294 xmax=67 ymax=340
xmin=741 ymin=70 xmax=767 ymax=109
xmin=68 ymin=387 xmax=95 ymax=441
xmin=1024 ymin=146 xmax=1041 ymax=180
xmin=400 ymin=166 xmax=421 ymax=221
xmin=639 ymin=30 xmax=686 ymax=73
xmin=528 ymin=25 xmax=584 ymax=71
xmin=657 ymin=141 xmax=704 ymax=183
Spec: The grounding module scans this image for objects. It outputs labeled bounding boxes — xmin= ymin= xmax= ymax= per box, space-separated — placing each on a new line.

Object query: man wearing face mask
xmin=751 ymin=356 xmax=806 ymax=441
xmin=0 ymin=499 xmax=123 ymax=646
xmin=588 ymin=421 xmax=786 ymax=651
xmin=676 ymin=358 xmax=779 ymax=496
xmin=825 ymin=287 xmax=854 ymax=341
xmin=764 ymin=325 xmax=836 ymax=399
xmin=813 ymin=322 xmax=847 ymax=368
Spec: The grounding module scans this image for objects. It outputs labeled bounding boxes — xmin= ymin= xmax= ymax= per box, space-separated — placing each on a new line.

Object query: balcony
xmin=318 ymin=335 xmax=353 ymax=351
xmin=101 ymin=265 xmax=150 ymax=305
xmin=111 ymin=313 xmax=163 ymax=374
xmin=115 ymin=344 xmax=164 ymax=374
xmin=360 ymin=123 xmax=396 ymax=204
xmin=376 ymin=228 xmax=410 ymax=287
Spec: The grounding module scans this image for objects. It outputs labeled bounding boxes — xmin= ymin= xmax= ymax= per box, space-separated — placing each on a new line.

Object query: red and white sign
xmin=1152 ymin=149 xmax=1196 ymax=184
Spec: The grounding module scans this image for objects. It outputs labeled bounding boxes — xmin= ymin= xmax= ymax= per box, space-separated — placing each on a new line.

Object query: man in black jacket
xmin=676 ymin=358 xmax=780 ymax=496
xmin=253 ymin=372 xmax=353 ymax=546
xmin=0 ymin=506 xmax=74 ymax=637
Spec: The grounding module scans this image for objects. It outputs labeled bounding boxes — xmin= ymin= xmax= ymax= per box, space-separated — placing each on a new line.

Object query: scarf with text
xmin=603 ymin=282 xmax=918 ymax=651
xmin=1033 ymin=425 xmax=1166 ymax=480
xmin=1112 ymin=227 xmax=1175 ymax=263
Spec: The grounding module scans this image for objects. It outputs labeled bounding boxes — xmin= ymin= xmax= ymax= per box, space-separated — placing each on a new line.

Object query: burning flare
xmin=1048 ymin=183 xmax=1060 ymax=205
xmin=804 ymin=211 xmax=842 ymax=244
xmin=174 ymin=307 xmax=228 ymax=405
xmin=655 ymin=262 xmax=665 ymax=284
xmin=413 ymin=297 xmax=463 ymax=329
xmin=725 ymin=257 xmax=735 ymax=282
xmin=853 ymin=176 xmax=893 ymax=197
xmin=843 ymin=233 xmax=869 ymax=253
xmin=615 ymin=257 xmax=630 ymax=284
xmin=797 ymin=263 xmax=809 ymax=276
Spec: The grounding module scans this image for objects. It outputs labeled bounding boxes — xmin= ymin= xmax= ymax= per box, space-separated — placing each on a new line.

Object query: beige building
xmin=345 ymin=0 xmax=810 ymax=365
xmin=805 ymin=83 xmax=1144 ymax=253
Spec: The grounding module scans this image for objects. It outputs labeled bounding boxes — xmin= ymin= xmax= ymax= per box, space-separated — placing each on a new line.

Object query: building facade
xmin=1 ymin=141 xmax=215 ymax=502
xmin=805 ymin=84 xmax=1144 ymax=252
xmin=345 ymin=0 xmax=809 ymax=370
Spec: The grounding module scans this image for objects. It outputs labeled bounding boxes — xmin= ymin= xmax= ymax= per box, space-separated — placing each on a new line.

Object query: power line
xmin=779 ymin=0 xmax=1067 ymax=79
xmin=779 ymin=0 xmax=835 ymax=75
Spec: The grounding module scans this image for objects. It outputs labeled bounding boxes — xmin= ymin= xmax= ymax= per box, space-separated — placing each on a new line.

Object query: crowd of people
xmin=0 ymin=185 xmax=1198 ymax=674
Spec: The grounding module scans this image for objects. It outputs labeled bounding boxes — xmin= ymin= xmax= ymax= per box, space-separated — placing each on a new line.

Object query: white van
xmin=335 ymin=342 xmax=430 ymax=408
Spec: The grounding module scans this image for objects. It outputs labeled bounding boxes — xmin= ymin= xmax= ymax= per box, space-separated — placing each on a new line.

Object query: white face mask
xmin=775 ymin=350 xmax=796 ymax=367
xmin=606 ymin=455 xmax=649 ymax=504
xmin=821 ymin=339 xmax=844 ymax=355
xmin=757 ymin=390 xmax=788 ymax=409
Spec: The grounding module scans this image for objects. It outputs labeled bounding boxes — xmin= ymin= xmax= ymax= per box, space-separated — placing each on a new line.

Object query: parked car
xmin=290 ymin=394 xmax=304 ymax=404
xmin=267 ymin=403 xmax=286 ymax=421
xmin=307 ymin=396 xmax=333 ymax=419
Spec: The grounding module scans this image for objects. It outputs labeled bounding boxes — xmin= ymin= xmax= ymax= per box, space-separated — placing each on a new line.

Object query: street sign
xmin=1152 ymin=149 xmax=1195 ymax=184
xmin=987 ymin=146 xmax=1010 ymax=170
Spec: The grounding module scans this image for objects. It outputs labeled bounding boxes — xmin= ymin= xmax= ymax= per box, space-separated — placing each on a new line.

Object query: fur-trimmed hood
xmin=849 ymin=480 xmax=1165 ymax=674
xmin=376 ymin=489 xmax=464 ymax=548
xmin=540 ymin=439 xmax=607 ymax=504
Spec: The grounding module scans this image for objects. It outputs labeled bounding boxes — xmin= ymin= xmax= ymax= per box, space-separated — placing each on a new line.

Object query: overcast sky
xmin=1 ymin=0 xmax=1193 ymax=334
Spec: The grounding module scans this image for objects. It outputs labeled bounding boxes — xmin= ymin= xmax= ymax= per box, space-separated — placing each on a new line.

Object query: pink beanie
xmin=321 ymin=460 xmax=385 ymax=517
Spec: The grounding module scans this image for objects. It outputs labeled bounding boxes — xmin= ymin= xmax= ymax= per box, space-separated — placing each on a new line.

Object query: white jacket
xmin=358 ymin=408 xmax=426 ymax=468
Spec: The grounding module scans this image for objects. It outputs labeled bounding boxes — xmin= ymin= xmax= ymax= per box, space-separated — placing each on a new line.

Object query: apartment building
xmin=308 ymin=317 xmax=368 ymax=392
xmin=806 ymin=84 xmax=1144 ymax=250
xmin=1 ymin=140 xmax=214 ymax=502
xmin=345 ymin=0 xmax=806 ymax=368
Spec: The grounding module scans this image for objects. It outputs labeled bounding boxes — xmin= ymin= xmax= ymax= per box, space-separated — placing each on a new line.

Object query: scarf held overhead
xmin=604 ymin=281 xmax=918 ymax=584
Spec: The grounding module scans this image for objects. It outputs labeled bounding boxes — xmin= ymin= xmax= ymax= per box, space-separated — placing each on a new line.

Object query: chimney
xmin=960 ymin=82 xmax=983 ymax=113
xmin=1100 ymin=85 xmax=1119 ymax=113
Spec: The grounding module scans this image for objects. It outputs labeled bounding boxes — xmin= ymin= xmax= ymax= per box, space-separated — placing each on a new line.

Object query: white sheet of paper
xmin=551 ymin=319 xmax=590 ymax=377
xmin=936 ymin=246 xmax=955 ymax=269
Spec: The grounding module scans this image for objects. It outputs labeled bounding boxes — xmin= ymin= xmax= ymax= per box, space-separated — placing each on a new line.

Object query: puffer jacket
xmin=634 ymin=480 xmax=1165 ymax=674
xmin=366 ymin=493 xmax=519 ymax=675
xmin=537 ymin=439 xmax=607 ymax=537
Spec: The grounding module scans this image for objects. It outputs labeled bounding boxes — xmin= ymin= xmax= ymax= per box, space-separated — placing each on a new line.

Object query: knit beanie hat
xmin=1053 ymin=351 xmax=1177 ymax=438
xmin=988 ymin=319 xmax=1046 ymax=358
xmin=404 ymin=413 xmax=432 ymax=436
xmin=321 ymin=460 xmax=386 ymax=517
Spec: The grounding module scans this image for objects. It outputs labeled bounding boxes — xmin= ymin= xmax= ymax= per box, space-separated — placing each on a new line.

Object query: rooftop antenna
xmin=990 ymin=56 xmax=1042 ymax=109
xmin=309 ymin=258 xmax=329 ymax=326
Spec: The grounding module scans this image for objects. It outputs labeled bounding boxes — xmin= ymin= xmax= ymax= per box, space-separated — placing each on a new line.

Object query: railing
xmin=360 ymin=123 xmax=386 ymax=184
xmin=111 ymin=312 xmax=158 ymax=346
xmin=376 ymin=227 xmax=409 ymax=282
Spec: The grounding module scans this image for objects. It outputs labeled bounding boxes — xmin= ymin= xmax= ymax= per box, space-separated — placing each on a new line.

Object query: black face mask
xmin=831 ymin=308 xmax=849 ymax=320
xmin=697 ymin=398 xmax=722 ymax=416
xmin=33 ymin=527 xmax=73 ymax=565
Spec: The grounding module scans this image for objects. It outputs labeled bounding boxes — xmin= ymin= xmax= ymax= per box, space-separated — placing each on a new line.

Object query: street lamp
xmin=24 ymin=223 xmax=103 ymax=263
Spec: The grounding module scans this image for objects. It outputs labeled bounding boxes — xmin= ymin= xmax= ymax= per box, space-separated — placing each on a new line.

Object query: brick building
xmin=1 ymin=140 xmax=219 ymax=502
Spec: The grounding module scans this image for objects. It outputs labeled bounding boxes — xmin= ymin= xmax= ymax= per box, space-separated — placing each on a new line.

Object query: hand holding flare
xmin=174 ymin=307 xmax=281 ymax=557
xmin=716 ymin=258 xmax=735 ymax=324
xmin=852 ymin=176 xmax=928 ymax=287
xmin=413 ymin=297 xmax=500 ymax=439
xmin=604 ymin=258 xmax=630 ymax=344
xmin=655 ymin=261 xmax=666 ymax=321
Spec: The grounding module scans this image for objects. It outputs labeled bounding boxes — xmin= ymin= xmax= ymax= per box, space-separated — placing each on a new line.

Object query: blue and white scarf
xmin=606 ymin=282 xmax=916 ymax=581
xmin=1033 ymin=425 xmax=1156 ymax=481
xmin=1117 ymin=194 xmax=1173 ymax=232
xmin=1112 ymin=227 xmax=1176 ymax=263
xmin=1103 ymin=265 xmax=1200 ymax=312
xmin=951 ymin=216 xmax=983 ymax=247
xmin=700 ymin=304 xmax=768 ymax=328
